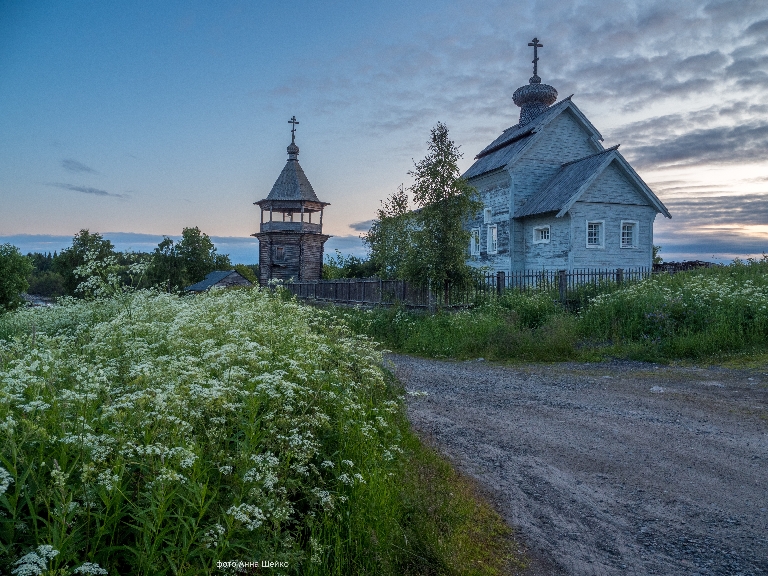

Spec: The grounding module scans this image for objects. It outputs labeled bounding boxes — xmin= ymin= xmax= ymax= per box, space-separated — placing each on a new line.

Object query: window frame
xmin=533 ymin=225 xmax=551 ymax=244
xmin=470 ymin=228 xmax=481 ymax=257
xmin=585 ymin=220 xmax=605 ymax=249
xmin=483 ymin=208 xmax=492 ymax=224
xmin=620 ymin=220 xmax=639 ymax=249
xmin=487 ymin=224 xmax=498 ymax=254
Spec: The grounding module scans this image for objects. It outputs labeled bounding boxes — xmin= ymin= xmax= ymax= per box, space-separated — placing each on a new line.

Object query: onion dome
xmin=513 ymin=38 xmax=558 ymax=126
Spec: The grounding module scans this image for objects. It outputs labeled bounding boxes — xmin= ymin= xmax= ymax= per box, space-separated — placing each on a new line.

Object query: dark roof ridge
xmin=473 ymin=95 xmax=575 ymax=161
xmin=561 ymin=144 xmax=619 ymax=167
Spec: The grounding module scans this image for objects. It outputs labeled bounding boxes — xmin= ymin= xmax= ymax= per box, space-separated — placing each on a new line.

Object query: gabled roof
xmin=263 ymin=159 xmax=321 ymax=202
xmin=515 ymin=146 xmax=672 ymax=219
xmin=185 ymin=270 xmax=243 ymax=292
xmin=463 ymin=97 xmax=604 ymax=180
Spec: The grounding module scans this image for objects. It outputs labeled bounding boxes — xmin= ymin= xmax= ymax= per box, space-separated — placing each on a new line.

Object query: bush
xmin=0 ymin=244 xmax=33 ymax=312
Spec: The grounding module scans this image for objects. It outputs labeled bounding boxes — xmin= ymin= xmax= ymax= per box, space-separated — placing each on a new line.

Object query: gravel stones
xmin=392 ymin=355 xmax=768 ymax=576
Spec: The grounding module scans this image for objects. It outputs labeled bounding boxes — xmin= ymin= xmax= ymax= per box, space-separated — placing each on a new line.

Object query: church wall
xmin=568 ymin=203 xmax=656 ymax=269
xmin=512 ymin=110 xmax=601 ymax=206
xmin=521 ymin=214 xmax=571 ymax=270
xmin=466 ymin=169 xmax=512 ymax=274
xmin=579 ymin=162 xmax=650 ymax=206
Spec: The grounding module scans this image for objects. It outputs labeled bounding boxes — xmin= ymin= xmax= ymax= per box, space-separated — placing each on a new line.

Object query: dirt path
xmin=391 ymin=355 xmax=768 ymax=576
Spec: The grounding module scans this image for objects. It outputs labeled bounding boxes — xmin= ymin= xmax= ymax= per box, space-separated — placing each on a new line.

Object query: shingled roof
xmin=185 ymin=270 xmax=253 ymax=293
xmin=463 ymin=97 xmax=604 ymax=180
xmin=516 ymin=146 xmax=671 ymax=219
xmin=264 ymin=152 xmax=321 ymax=202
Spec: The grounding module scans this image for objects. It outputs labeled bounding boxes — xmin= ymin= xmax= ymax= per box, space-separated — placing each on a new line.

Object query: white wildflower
xmin=74 ymin=562 xmax=108 ymax=575
xmin=227 ymin=503 xmax=265 ymax=530
xmin=0 ymin=466 xmax=14 ymax=495
xmin=12 ymin=545 xmax=59 ymax=576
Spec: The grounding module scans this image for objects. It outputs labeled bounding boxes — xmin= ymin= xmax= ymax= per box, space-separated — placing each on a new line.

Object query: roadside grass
xmin=330 ymin=259 xmax=768 ymax=364
xmin=0 ymin=289 xmax=523 ymax=575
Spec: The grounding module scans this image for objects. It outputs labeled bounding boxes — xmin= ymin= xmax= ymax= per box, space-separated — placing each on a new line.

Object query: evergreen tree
xmin=364 ymin=185 xmax=415 ymax=279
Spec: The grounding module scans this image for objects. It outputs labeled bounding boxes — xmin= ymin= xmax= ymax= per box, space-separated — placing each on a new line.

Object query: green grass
xmin=330 ymin=258 xmax=768 ymax=364
xmin=0 ymin=288 xmax=523 ymax=575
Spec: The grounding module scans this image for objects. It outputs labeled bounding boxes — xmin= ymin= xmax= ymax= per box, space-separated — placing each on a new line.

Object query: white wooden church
xmin=463 ymin=39 xmax=670 ymax=273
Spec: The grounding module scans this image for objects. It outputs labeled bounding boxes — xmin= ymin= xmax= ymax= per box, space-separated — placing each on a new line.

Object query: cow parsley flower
xmin=0 ymin=466 xmax=14 ymax=495
xmin=12 ymin=545 xmax=59 ymax=576
xmin=74 ymin=562 xmax=108 ymax=575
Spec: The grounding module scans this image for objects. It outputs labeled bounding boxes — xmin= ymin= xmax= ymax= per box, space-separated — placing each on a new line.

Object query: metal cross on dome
xmin=528 ymin=37 xmax=543 ymax=76
xmin=288 ymin=115 xmax=299 ymax=143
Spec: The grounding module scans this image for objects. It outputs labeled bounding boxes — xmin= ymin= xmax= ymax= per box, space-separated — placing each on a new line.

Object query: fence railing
xmin=284 ymin=267 xmax=657 ymax=308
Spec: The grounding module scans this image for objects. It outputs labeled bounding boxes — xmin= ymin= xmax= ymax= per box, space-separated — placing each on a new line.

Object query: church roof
xmin=516 ymin=146 xmax=671 ymax=219
xmin=264 ymin=156 xmax=321 ymax=202
xmin=463 ymin=97 xmax=603 ymax=180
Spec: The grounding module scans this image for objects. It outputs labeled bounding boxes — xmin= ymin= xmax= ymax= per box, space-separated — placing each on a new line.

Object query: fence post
xmin=558 ymin=269 xmax=567 ymax=304
xmin=496 ymin=271 xmax=505 ymax=297
xmin=616 ymin=268 xmax=624 ymax=286
xmin=428 ymin=280 xmax=435 ymax=313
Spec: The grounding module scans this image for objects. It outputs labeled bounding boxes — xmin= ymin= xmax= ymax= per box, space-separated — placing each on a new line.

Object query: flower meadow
xmin=0 ymin=289 xmax=408 ymax=575
xmin=334 ymin=259 xmax=768 ymax=362
xmin=579 ymin=260 xmax=768 ymax=357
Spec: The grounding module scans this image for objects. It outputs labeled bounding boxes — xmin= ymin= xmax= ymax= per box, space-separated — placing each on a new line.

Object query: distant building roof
xmin=185 ymin=270 xmax=253 ymax=293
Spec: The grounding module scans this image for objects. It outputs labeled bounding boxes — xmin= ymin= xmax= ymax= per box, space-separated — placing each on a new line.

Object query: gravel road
xmin=391 ymin=355 xmax=768 ymax=576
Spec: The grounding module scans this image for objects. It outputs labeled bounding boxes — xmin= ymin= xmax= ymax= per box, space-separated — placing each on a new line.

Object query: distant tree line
xmin=0 ymin=227 xmax=258 ymax=311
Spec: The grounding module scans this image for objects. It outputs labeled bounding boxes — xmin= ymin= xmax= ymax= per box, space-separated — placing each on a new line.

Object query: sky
xmin=1 ymin=0 xmax=768 ymax=264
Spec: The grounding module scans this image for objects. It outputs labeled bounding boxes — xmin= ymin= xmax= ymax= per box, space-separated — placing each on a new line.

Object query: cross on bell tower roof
xmin=287 ymin=115 xmax=300 ymax=160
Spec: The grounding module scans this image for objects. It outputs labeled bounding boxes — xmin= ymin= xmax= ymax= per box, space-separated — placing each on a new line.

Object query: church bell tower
xmin=253 ymin=117 xmax=330 ymax=285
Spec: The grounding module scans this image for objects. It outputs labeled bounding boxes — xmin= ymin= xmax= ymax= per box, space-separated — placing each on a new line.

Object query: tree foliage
xmin=322 ymin=250 xmax=378 ymax=279
xmin=363 ymin=185 xmax=415 ymax=280
xmin=365 ymin=122 xmax=480 ymax=286
xmin=52 ymin=230 xmax=116 ymax=295
xmin=0 ymin=244 xmax=33 ymax=312
xmin=408 ymin=122 xmax=481 ymax=286
xmin=145 ymin=227 xmax=232 ymax=292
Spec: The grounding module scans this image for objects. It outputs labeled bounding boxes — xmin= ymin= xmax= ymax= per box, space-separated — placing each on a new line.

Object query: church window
xmin=484 ymin=208 xmax=492 ymax=224
xmin=275 ymin=246 xmax=285 ymax=260
xmin=470 ymin=228 xmax=481 ymax=256
xmin=487 ymin=225 xmax=498 ymax=254
xmin=586 ymin=221 xmax=604 ymax=248
xmin=621 ymin=221 xmax=638 ymax=248
xmin=533 ymin=225 xmax=550 ymax=244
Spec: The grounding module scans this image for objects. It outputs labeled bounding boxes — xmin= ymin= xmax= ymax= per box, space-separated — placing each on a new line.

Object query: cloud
xmin=349 ymin=219 xmax=374 ymax=232
xmin=61 ymin=159 xmax=98 ymax=174
xmin=661 ymin=194 xmax=768 ymax=226
xmin=47 ymin=183 xmax=129 ymax=199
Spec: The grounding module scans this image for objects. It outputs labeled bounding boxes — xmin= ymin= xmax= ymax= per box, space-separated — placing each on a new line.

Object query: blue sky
xmin=2 ymin=0 xmax=768 ymax=264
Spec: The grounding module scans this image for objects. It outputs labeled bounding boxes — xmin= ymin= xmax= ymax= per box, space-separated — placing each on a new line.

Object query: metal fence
xmin=284 ymin=267 xmax=656 ymax=308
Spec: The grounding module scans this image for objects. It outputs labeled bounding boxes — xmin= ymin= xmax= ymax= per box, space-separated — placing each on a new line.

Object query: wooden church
xmin=463 ymin=39 xmax=671 ymax=273
xmin=253 ymin=117 xmax=330 ymax=285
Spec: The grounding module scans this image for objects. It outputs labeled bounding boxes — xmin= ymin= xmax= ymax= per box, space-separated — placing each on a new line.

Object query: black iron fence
xmin=284 ymin=267 xmax=657 ymax=308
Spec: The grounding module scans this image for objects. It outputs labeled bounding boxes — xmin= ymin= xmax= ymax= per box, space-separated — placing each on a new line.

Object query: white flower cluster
xmin=0 ymin=288 xmax=402 ymax=568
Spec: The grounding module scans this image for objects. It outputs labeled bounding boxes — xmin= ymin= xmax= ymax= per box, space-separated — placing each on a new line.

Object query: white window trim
xmin=620 ymin=220 xmax=639 ymax=249
xmin=470 ymin=228 xmax=480 ymax=256
xmin=487 ymin=224 xmax=498 ymax=254
xmin=484 ymin=208 xmax=492 ymax=224
xmin=586 ymin=220 xmax=605 ymax=249
xmin=533 ymin=225 xmax=551 ymax=244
